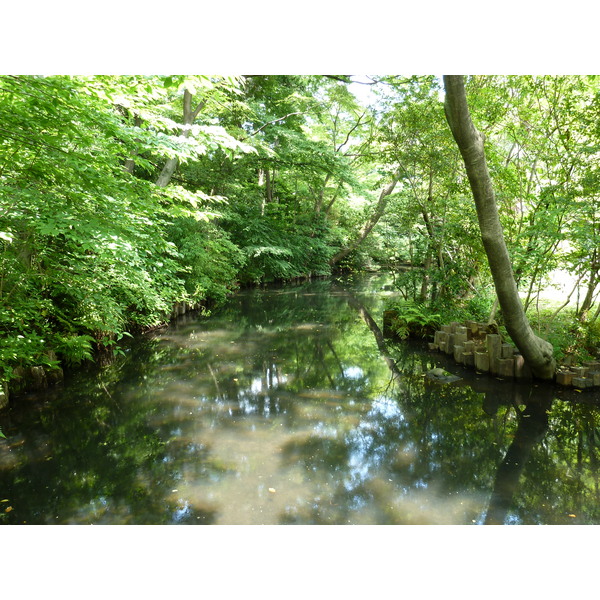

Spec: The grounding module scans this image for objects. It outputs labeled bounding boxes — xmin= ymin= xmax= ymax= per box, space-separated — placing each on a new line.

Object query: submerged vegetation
xmin=2 ymin=74 xmax=600 ymax=394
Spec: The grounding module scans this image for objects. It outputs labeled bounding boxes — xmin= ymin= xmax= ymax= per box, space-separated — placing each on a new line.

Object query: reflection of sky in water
xmin=343 ymin=366 xmax=364 ymax=380
xmin=346 ymin=449 xmax=371 ymax=490
xmin=343 ymin=396 xmax=406 ymax=490
xmin=368 ymin=396 xmax=404 ymax=420
xmin=239 ymin=397 xmax=258 ymax=415
xmin=250 ymin=370 xmax=288 ymax=395
xmin=173 ymin=500 xmax=191 ymax=522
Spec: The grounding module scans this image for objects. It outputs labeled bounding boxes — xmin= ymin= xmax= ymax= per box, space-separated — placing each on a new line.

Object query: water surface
xmin=1 ymin=274 xmax=599 ymax=524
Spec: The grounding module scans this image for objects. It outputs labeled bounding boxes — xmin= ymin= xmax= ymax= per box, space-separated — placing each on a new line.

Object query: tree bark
xmin=329 ymin=170 xmax=401 ymax=266
xmin=156 ymin=89 xmax=206 ymax=188
xmin=443 ymin=75 xmax=555 ymax=380
xmin=577 ymin=251 xmax=599 ymax=321
xmin=123 ymin=115 xmax=143 ymax=175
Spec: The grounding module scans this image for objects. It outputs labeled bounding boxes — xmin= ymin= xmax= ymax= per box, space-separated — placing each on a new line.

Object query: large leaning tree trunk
xmin=443 ymin=75 xmax=555 ymax=380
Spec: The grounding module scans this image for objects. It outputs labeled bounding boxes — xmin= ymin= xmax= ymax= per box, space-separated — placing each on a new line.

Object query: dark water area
xmin=1 ymin=273 xmax=600 ymax=525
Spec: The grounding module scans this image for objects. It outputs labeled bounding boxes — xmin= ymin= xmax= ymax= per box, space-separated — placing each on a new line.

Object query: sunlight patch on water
xmin=293 ymin=322 xmax=326 ymax=331
xmin=350 ymin=477 xmax=487 ymax=525
xmin=171 ymin=423 xmax=321 ymax=524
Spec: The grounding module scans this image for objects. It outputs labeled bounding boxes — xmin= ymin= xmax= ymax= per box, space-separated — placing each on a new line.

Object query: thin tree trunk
xmin=419 ymin=253 xmax=432 ymax=302
xmin=324 ymin=183 xmax=343 ymax=215
xmin=487 ymin=297 xmax=499 ymax=325
xmin=577 ymin=252 xmax=599 ymax=321
xmin=314 ymin=173 xmax=331 ymax=214
xmin=265 ymin=168 xmax=273 ymax=203
xmin=329 ymin=170 xmax=401 ymax=266
xmin=156 ymin=158 xmax=180 ymax=188
xmin=123 ymin=115 xmax=143 ymax=174
xmin=260 ymin=168 xmax=274 ymax=216
xmin=156 ymin=89 xmax=206 ymax=188
xmin=444 ymin=75 xmax=555 ymax=380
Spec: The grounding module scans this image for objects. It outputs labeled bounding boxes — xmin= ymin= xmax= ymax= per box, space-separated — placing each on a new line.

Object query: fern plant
xmin=54 ymin=334 xmax=96 ymax=366
xmin=387 ymin=301 xmax=442 ymax=339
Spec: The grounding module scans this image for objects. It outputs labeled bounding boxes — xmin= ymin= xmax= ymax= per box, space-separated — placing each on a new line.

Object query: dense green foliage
xmin=0 ymin=76 xmax=229 ymax=377
xmin=2 ymin=74 xmax=600 ymax=393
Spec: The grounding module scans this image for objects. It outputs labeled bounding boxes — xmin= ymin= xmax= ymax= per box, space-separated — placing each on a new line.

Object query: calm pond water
xmin=1 ymin=274 xmax=600 ymax=525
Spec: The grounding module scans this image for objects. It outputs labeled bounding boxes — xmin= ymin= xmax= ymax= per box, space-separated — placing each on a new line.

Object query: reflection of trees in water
xmin=0 ymin=277 xmax=392 ymax=524
xmin=168 ymin=285 xmax=600 ymax=524
xmin=354 ymin=287 xmax=600 ymax=524
xmin=275 ymin=288 xmax=600 ymax=524
xmin=0 ymin=360 xmax=226 ymax=524
xmin=484 ymin=389 xmax=552 ymax=524
xmin=4 ymin=275 xmax=600 ymax=523
xmin=499 ymin=397 xmax=600 ymax=525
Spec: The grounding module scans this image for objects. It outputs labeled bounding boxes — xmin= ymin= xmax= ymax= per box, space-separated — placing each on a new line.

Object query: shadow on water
xmin=484 ymin=388 xmax=552 ymax=525
xmin=1 ymin=273 xmax=600 ymax=524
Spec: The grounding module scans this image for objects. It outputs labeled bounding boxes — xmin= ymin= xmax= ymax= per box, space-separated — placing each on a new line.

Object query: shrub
xmin=386 ymin=300 xmax=442 ymax=339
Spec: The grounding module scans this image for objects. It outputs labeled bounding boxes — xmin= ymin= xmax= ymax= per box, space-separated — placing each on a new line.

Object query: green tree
xmin=444 ymin=75 xmax=556 ymax=380
xmin=373 ymin=76 xmax=486 ymax=303
xmin=0 ymin=75 xmax=254 ymax=382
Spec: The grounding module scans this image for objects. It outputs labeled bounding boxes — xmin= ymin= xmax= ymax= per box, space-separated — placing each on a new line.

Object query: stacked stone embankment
xmin=555 ymin=363 xmax=600 ymax=389
xmin=429 ymin=320 xmax=532 ymax=380
xmin=429 ymin=320 xmax=600 ymax=390
xmin=0 ymin=359 xmax=65 ymax=409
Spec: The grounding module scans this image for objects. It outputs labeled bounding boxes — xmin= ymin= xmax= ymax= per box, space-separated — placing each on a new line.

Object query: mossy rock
xmin=426 ymin=368 xmax=461 ymax=384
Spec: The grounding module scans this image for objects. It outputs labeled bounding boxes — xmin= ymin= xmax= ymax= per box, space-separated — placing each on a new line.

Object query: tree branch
xmin=336 ymin=111 xmax=367 ymax=153
xmin=243 ymin=112 xmax=306 ymax=139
